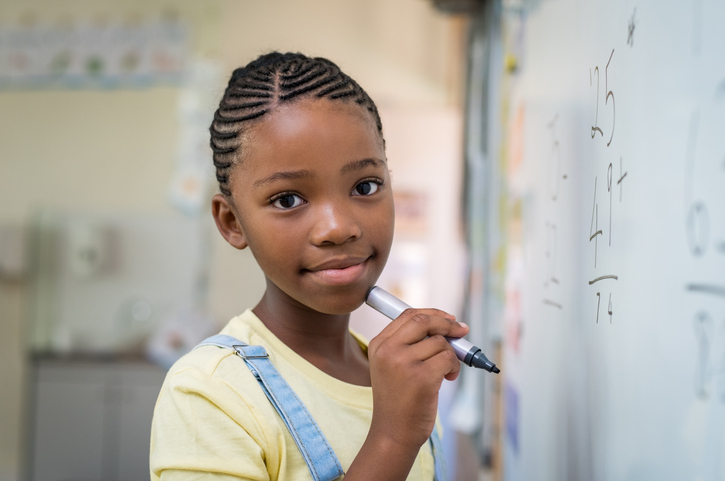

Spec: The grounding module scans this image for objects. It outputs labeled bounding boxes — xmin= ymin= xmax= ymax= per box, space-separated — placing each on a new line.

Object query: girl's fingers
xmin=404 ymin=344 xmax=462 ymax=384
xmin=409 ymin=335 xmax=458 ymax=364
xmin=375 ymin=308 xmax=456 ymax=341
xmin=366 ymin=309 xmax=466 ymax=450
xmin=427 ymin=349 xmax=463 ymax=382
xmin=390 ymin=311 xmax=467 ymax=346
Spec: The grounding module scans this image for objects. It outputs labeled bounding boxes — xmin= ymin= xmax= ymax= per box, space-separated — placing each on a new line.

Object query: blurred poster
xmin=167 ymin=58 xmax=222 ymax=216
xmin=393 ymin=191 xmax=428 ymax=237
xmin=0 ymin=13 xmax=188 ymax=89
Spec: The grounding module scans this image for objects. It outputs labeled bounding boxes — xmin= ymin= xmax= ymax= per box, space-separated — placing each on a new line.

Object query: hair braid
xmin=209 ymin=52 xmax=384 ymax=197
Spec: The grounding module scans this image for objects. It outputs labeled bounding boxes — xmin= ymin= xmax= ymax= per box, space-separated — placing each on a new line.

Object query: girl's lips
xmin=305 ymin=259 xmax=368 ymax=285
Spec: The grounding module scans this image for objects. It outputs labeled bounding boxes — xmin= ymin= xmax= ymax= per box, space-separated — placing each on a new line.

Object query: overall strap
xmin=429 ymin=426 xmax=447 ymax=481
xmin=196 ymin=334 xmax=344 ymax=481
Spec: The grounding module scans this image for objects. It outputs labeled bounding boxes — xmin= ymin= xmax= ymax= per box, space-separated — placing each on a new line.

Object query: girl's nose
xmin=310 ymin=203 xmax=362 ymax=246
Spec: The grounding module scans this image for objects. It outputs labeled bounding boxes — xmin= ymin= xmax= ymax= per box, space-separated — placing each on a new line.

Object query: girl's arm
xmin=344 ymin=308 xmax=468 ymax=481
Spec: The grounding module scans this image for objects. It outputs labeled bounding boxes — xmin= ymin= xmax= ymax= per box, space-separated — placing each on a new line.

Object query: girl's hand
xmin=367 ymin=308 xmax=468 ymax=449
xmin=344 ymin=308 xmax=468 ymax=481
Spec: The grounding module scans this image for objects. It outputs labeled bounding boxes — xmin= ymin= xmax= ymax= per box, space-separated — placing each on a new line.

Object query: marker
xmin=365 ymin=286 xmax=500 ymax=373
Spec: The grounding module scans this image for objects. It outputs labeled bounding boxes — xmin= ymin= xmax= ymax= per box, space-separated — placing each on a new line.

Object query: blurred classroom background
xmin=6 ymin=1 xmax=723 ymax=480
xmin=0 ymin=1 xmax=483 ymax=480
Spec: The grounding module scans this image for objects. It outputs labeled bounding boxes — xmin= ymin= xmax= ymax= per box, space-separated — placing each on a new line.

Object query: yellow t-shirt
xmin=150 ymin=309 xmax=436 ymax=480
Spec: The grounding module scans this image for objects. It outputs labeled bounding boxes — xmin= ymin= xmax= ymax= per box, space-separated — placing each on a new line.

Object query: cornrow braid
xmin=210 ymin=52 xmax=384 ymax=196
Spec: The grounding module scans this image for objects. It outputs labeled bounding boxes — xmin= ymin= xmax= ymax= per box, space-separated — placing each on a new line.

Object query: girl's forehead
xmin=238 ymin=100 xmax=385 ymax=172
xmin=266 ymin=99 xmax=377 ymax=136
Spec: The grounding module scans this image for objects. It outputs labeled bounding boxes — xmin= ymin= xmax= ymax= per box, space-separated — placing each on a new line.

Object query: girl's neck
xmin=252 ymin=287 xmax=371 ymax=387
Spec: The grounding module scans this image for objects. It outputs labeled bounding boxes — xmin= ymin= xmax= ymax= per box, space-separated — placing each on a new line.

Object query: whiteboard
xmin=497 ymin=1 xmax=725 ymax=480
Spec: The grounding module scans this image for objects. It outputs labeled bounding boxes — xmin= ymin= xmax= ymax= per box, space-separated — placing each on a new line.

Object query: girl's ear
xmin=211 ymin=194 xmax=249 ymax=250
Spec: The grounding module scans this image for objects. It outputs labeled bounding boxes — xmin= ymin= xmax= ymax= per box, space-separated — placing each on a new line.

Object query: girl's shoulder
xmin=150 ymin=311 xmax=285 ymax=479
xmin=157 ymin=309 xmax=280 ymax=417
xmin=166 ymin=309 xmax=256 ymax=377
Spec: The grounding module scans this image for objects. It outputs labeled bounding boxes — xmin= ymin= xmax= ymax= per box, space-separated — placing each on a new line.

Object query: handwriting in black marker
xmin=617 ymin=156 xmax=628 ymax=201
xmin=543 ymin=299 xmax=563 ymax=309
xmin=605 ymin=50 xmax=616 ymax=147
xmin=587 ymin=51 xmax=623 ymax=328
xmin=627 ymin=8 xmax=637 ymax=47
xmin=683 ymin=87 xmax=725 ymax=401
xmin=684 ymin=111 xmax=710 ymax=257
xmin=590 ymin=51 xmax=616 ymax=146
xmin=590 ymin=177 xmax=602 ymax=267
xmin=596 ymin=292 xmax=601 ymax=323
xmin=687 ymin=202 xmax=710 ymax=257
xmin=608 ymin=293 xmax=613 ymax=324
xmin=590 ymin=68 xmax=603 ymax=138
xmin=542 ymin=114 xmax=566 ymax=314
xmin=686 ymin=283 xmax=725 ymax=298
xmin=607 ymin=163 xmax=613 ymax=246
xmin=589 ymin=275 xmax=619 ymax=285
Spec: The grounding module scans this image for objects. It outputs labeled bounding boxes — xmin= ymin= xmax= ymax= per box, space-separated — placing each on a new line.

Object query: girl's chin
xmin=294 ymin=286 xmax=370 ymax=316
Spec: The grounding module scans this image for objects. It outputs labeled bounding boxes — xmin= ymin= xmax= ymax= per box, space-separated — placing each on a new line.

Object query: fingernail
xmin=457 ymin=321 xmax=468 ymax=329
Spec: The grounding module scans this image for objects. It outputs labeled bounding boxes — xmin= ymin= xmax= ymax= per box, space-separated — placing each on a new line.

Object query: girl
xmin=150 ymin=52 xmax=468 ymax=481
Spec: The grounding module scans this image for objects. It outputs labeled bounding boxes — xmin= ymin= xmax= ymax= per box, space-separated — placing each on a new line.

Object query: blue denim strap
xmin=196 ymin=334 xmax=344 ymax=481
xmin=429 ymin=427 xmax=447 ymax=481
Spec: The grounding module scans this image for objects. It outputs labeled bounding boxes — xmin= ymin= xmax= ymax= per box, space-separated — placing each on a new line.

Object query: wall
xmin=0 ymin=1 xmax=466 ymax=480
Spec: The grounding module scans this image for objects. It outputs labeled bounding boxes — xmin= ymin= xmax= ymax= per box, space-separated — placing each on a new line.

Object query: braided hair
xmin=210 ymin=52 xmax=384 ymax=196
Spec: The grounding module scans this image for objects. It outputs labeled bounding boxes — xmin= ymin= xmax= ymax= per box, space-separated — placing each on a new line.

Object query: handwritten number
xmin=596 ymin=292 xmax=601 ymax=323
xmin=588 ymin=50 xmax=618 ymax=328
xmin=591 ymin=67 xmax=603 ymax=138
xmin=608 ymin=293 xmax=613 ymax=324
xmin=590 ymin=178 xmax=601 ymax=267
xmin=605 ymin=49 xmax=615 ymax=146
xmin=590 ymin=50 xmax=615 ymax=144
xmin=607 ymin=163 xmax=613 ymax=246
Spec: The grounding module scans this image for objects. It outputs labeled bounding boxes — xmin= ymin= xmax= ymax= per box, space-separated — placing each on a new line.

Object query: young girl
xmin=150 ymin=52 xmax=468 ymax=481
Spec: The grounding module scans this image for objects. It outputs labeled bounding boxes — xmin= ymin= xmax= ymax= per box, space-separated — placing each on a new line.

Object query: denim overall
xmin=196 ymin=334 xmax=447 ymax=481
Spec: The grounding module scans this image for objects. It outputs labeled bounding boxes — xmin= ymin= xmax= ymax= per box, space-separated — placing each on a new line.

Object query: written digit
xmin=590 ymin=178 xmax=602 ymax=267
xmin=607 ymin=163 xmax=613 ymax=246
xmin=608 ymin=293 xmax=613 ymax=324
xmin=596 ymin=292 xmax=601 ymax=323
xmin=591 ymin=67 xmax=603 ymax=139
xmin=605 ymin=49 xmax=616 ymax=146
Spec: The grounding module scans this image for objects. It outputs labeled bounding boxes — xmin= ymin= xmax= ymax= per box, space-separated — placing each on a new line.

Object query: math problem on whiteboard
xmin=590 ymin=49 xmax=615 ymax=147
xmin=684 ymin=85 xmax=725 ymax=402
xmin=589 ymin=49 xmax=627 ymax=324
xmin=542 ymin=114 xmax=566 ymax=311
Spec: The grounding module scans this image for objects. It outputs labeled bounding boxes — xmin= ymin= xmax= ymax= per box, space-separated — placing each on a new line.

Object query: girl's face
xmin=214 ymin=99 xmax=395 ymax=315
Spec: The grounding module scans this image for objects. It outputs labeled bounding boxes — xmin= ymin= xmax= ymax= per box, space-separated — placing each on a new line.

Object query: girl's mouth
xmin=304 ymin=257 xmax=370 ymax=285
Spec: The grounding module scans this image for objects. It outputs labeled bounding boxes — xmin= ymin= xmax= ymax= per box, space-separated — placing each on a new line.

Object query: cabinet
xmin=29 ymin=359 xmax=167 ymax=481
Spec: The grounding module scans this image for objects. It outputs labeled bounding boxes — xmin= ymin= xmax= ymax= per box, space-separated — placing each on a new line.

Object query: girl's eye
xmin=352 ymin=180 xmax=380 ymax=196
xmin=272 ymin=193 xmax=304 ymax=209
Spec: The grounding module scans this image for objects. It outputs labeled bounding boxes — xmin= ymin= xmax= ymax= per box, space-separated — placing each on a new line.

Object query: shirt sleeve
xmin=150 ymin=362 xmax=277 ymax=481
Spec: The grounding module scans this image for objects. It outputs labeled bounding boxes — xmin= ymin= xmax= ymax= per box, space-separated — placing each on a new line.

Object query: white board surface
xmin=498 ymin=1 xmax=725 ymax=480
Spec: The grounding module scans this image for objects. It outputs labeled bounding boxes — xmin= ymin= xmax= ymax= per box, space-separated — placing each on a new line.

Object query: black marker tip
xmin=469 ymin=351 xmax=500 ymax=374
